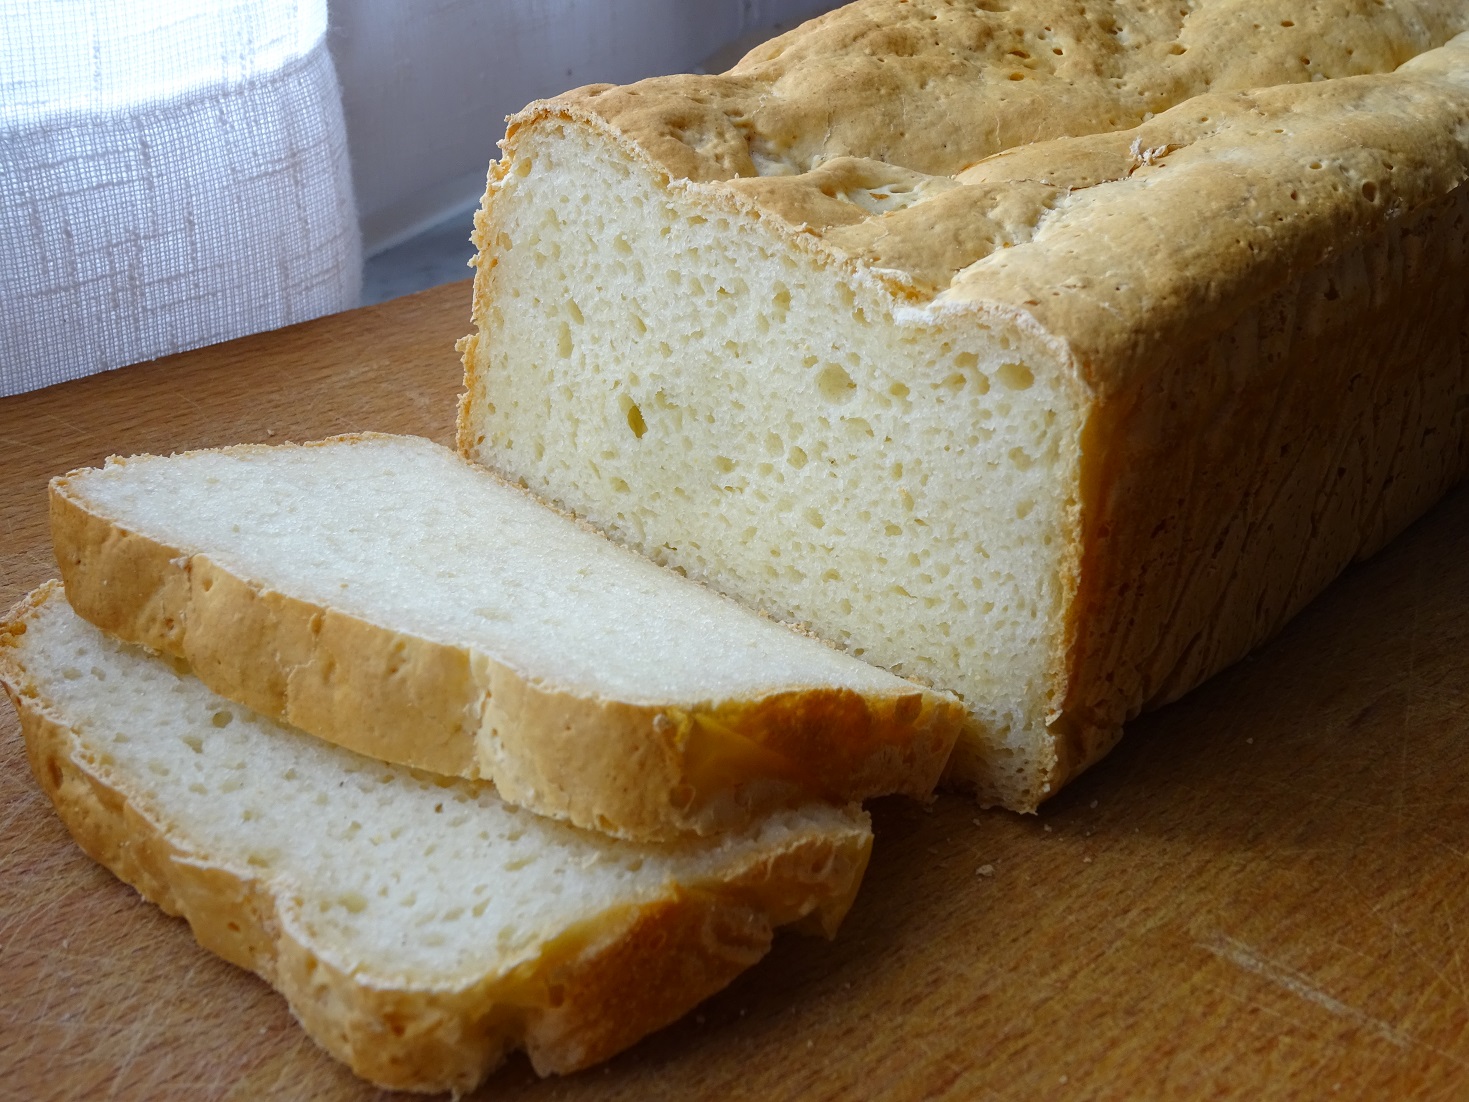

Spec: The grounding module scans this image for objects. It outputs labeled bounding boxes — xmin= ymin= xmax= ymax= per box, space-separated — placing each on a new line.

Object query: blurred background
xmin=0 ymin=0 xmax=841 ymax=396
xmin=337 ymin=1 xmax=842 ymax=304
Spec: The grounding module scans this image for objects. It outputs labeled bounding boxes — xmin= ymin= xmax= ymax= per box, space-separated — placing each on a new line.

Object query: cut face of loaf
xmin=0 ymin=582 xmax=871 ymax=1095
xmin=458 ymin=1 xmax=1469 ymax=810
xmin=51 ymin=434 xmax=961 ymax=840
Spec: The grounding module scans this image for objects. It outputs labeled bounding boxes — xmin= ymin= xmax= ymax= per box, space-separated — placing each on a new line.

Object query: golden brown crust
xmin=519 ymin=895 xmax=770 ymax=1075
xmin=483 ymin=667 xmax=956 ymax=837
xmin=939 ymin=65 xmax=1469 ymax=396
xmin=50 ymin=438 xmax=962 ymax=840
xmin=0 ymin=582 xmax=873 ymax=1095
xmin=521 ymin=814 xmax=871 ymax=1075
xmin=49 ymin=483 xmax=191 ymax=650
xmin=549 ymin=0 xmax=1464 ymax=186
xmin=1048 ymin=184 xmax=1469 ymax=787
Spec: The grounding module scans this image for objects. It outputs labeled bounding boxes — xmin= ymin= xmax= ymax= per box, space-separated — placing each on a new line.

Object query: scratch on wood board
xmin=1204 ymin=935 xmax=1412 ymax=1048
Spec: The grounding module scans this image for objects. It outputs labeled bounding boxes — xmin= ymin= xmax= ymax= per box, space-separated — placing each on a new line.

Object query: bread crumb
xmin=1089 ymin=799 xmax=1098 ymax=809
xmin=976 ymin=864 xmax=995 ymax=877
xmin=1082 ymin=856 xmax=1092 ymax=863
xmin=1043 ymin=824 xmax=1052 ymax=832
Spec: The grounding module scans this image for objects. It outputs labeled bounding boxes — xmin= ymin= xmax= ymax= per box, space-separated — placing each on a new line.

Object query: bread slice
xmin=50 ymin=433 xmax=961 ymax=841
xmin=457 ymin=2 xmax=1469 ymax=811
xmin=0 ymin=581 xmax=871 ymax=1094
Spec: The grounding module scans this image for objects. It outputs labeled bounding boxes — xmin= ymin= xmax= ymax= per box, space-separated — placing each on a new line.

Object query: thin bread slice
xmin=0 ymin=581 xmax=872 ymax=1095
xmin=50 ymin=433 xmax=962 ymax=841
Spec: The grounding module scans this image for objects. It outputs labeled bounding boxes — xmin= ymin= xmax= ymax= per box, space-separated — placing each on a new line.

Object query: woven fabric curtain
xmin=0 ymin=0 xmax=360 ymax=397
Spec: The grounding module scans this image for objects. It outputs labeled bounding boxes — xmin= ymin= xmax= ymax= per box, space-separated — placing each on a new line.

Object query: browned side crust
xmin=48 ymin=438 xmax=963 ymax=841
xmin=0 ymin=582 xmax=872 ymax=1094
xmin=1048 ymin=183 xmax=1469 ymax=787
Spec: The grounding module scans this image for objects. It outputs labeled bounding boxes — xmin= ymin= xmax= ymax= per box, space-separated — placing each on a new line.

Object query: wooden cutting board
xmin=3 ymin=281 xmax=1467 ymax=1101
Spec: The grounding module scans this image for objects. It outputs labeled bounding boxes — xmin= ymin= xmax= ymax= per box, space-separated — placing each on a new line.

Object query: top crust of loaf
xmin=501 ymin=3 xmax=1469 ymax=394
xmin=50 ymin=434 xmax=963 ymax=840
xmin=544 ymin=0 xmax=1466 ymax=184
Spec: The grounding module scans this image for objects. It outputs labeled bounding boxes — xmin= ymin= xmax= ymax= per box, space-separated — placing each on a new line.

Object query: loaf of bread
xmin=0 ymin=582 xmax=872 ymax=1094
xmin=51 ymin=433 xmax=961 ymax=840
xmin=458 ymin=1 xmax=1469 ymax=811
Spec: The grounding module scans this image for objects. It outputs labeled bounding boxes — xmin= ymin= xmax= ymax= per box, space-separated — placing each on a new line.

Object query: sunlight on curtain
xmin=0 ymin=0 xmax=360 ymax=396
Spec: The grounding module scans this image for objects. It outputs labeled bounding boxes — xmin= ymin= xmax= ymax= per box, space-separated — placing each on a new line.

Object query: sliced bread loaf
xmin=0 ymin=581 xmax=872 ymax=1094
xmin=457 ymin=3 xmax=1469 ymax=810
xmin=50 ymin=433 xmax=961 ymax=840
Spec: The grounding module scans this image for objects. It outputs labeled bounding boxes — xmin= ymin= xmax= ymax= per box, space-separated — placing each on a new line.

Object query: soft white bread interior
xmin=458 ymin=1 xmax=1469 ymax=810
xmin=51 ymin=433 xmax=962 ymax=841
xmin=0 ymin=582 xmax=871 ymax=1095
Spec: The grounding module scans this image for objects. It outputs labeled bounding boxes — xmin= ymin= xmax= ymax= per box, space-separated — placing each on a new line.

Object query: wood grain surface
xmin=2 ymin=280 xmax=1467 ymax=1101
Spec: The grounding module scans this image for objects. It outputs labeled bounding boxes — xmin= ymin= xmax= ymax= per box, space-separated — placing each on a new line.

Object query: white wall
xmin=328 ymin=0 xmax=841 ymax=255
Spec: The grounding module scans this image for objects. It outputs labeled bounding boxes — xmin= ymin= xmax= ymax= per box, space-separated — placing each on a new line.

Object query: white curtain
xmin=0 ymin=0 xmax=360 ymax=396
xmin=0 ymin=0 xmax=837 ymax=397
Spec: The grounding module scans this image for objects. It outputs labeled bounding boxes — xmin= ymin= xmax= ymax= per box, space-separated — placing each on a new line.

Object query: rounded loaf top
xmin=516 ymin=0 xmax=1469 ymax=384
